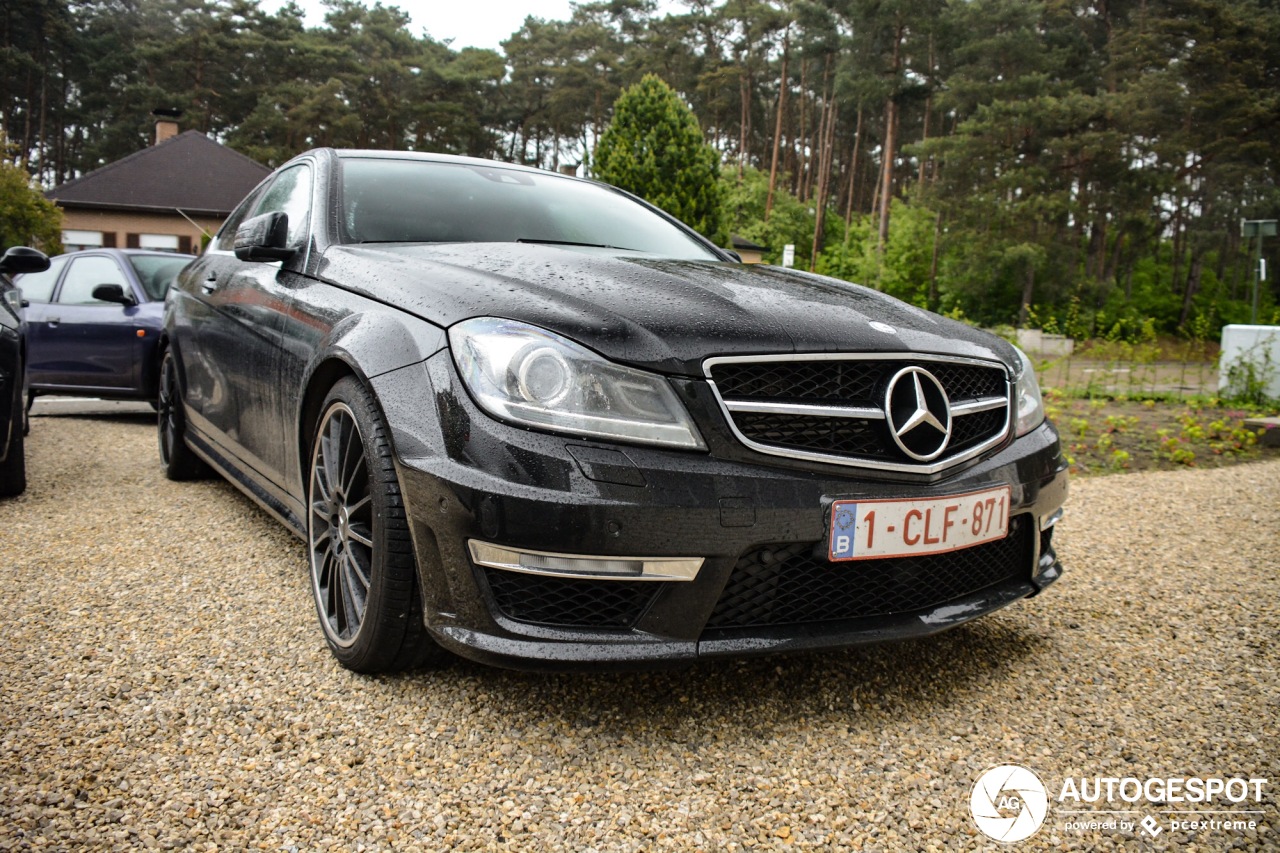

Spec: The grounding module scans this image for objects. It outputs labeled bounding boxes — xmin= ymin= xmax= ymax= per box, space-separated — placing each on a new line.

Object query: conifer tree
xmin=593 ymin=74 xmax=726 ymax=243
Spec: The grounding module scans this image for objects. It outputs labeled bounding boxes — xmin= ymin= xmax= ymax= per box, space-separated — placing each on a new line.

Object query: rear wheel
xmin=157 ymin=349 xmax=209 ymax=480
xmin=0 ymin=419 xmax=26 ymax=498
xmin=307 ymin=377 xmax=442 ymax=673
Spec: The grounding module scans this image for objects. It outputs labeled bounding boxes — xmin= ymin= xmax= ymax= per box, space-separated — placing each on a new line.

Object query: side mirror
xmin=0 ymin=246 xmax=51 ymax=276
xmin=723 ymin=250 xmax=743 ymax=263
xmin=92 ymin=283 xmax=136 ymax=306
xmin=234 ymin=212 xmax=296 ymax=262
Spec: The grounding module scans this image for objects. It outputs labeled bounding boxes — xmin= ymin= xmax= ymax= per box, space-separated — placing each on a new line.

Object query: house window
xmin=126 ymin=233 xmax=185 ymax=253
xmin=63 ymin=230 xmax=105 ymax=251
xmin=139 ymin=234 xmax=180 ymax=252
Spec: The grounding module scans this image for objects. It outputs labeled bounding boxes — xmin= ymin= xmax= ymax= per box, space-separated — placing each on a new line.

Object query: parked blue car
xmin=17 ymin=249 xmax=194 ymax=404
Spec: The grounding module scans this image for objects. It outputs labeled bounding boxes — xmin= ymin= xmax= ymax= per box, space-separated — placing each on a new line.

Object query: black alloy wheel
xmin=157 ymin=349 xmax=208 ymax=481
xmin=307 ymin=377 xmax=441 ymax=673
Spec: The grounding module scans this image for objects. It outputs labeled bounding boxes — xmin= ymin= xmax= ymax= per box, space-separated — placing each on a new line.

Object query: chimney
xmin=152 ymin=108 xmax=183 ymax=145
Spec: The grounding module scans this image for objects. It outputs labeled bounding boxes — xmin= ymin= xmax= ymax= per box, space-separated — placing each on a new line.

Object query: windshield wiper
xmin=516 ymin=238 xmax=638 ymax=252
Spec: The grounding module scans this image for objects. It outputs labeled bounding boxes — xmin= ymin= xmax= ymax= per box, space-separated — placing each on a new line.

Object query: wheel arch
xmin=293 ymin=312 xmax=446 ymax=493
xmin=297 ymin=356 xmax=361 ymax=489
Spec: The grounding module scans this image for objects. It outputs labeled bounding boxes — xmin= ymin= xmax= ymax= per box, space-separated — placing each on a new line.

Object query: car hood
xmin=315 ymin=243 xmax=1019 ymax=376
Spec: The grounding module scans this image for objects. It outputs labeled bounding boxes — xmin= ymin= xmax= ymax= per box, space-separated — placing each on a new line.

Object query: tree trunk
xmin=810 ymin=63 xmax=836 ymax=271
xmin=800 ymin=61 xmax=814 ymax=203
xmin=1170 ymin=194 xmax=1186 ymax=295
xmin=917 ymin=93 xmax=931 ymax=194
xmin=1104 ymin=224 xmax=1127 ymax=289
xmin=765 ymin=36 xmax=789 ymax=222
xmin=1178 ymin=250 xmax=1205 ymax=329
xmin=877 ymin=96 xmax=897 ymax=251
xmin=917 ymin=34 xmax=935 ymax=194
xmin=929 ymin=211 xmax=943 ymax=310
xmin=844 ymin=103 xmax=863 ymax=223
xmin=37 ymin=58 xmax=48 ymax=181
xmin=738 ymin=68 xmax=750 ymax=177
xmin=877 ymin=23 xmax=904 ymax=252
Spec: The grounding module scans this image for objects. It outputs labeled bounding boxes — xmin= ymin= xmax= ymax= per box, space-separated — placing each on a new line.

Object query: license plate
xmin=828 ymin=486 xmax=1011 ymax=562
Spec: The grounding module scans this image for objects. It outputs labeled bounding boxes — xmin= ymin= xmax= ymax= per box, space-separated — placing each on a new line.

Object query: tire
xmin=0 ymin=419 xmax=26 ymax=498
xmin=157 ymin=349 xmax=209 ymax=481
xmin=307 ymin=376 xmax=443 ymax=673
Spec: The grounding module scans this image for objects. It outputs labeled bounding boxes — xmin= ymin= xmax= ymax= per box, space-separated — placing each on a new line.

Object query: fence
xmin=1032 ymin=340 xmax=1220 ymax=399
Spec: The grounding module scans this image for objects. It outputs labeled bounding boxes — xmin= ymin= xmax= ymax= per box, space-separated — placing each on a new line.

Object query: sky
xmin=271 ymin=0 xmax=580 ymax=51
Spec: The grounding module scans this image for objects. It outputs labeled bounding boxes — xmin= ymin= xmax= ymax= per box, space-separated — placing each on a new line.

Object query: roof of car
xmin=47 ymin=132 xmax=271 ymax=216
xmin=51 ymin=249 xmax=196 ymax=261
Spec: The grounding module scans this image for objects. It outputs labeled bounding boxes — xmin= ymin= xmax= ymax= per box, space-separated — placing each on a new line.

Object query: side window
xmin=214 ymin=190 xmax=266 ymax=252
xmin=13 ymin=256 xmax=67 ymax=302
xmin=57 ymin=256 xmax=130 ymax=305
xmin=253 ymin=164 xmax=313 ymax=247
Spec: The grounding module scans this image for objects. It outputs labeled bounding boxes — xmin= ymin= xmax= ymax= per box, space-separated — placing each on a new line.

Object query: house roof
xmin=47 ymin=131 xmax=271 ymax=217
xmin=731 ymin=234 xmax=768 ymax=252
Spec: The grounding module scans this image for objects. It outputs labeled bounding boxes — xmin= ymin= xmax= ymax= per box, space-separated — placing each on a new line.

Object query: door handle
xmin=201 ymin=273 xmax=219 ymax=294
xmin=47 ymin=317 xmax=60 ymax=326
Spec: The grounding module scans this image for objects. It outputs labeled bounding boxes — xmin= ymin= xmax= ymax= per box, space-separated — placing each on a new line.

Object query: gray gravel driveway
xmin=1 ymin=409 xmax=1276 ymax=850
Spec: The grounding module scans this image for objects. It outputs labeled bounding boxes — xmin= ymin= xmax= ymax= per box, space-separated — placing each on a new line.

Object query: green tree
xmin=722 ymin=166 xmax=815 ymax=265
xmin=0 ymin=154 xmax=61 ymax=252
xmin=593 ymin=74 xmax=725 ymax=242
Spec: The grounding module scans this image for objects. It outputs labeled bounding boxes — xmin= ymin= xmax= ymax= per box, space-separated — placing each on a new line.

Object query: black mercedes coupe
xmin=160 ymin=149 xmax=1067 ymax=672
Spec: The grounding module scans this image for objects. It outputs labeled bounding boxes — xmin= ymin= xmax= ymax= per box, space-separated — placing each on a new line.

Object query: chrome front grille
xmin=705 ymin=354 xmax=1011 ymax=473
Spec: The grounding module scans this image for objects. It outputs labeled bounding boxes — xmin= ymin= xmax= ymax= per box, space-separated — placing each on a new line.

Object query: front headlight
xmin=1014 ymin=346 xmax=1046 ymax=436
xmin=449 ymin=317 xmax=706 ymax=450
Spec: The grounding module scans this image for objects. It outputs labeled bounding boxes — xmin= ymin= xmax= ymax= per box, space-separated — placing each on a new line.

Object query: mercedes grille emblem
xmin=884 ymin=366 xmax=952 ymax=461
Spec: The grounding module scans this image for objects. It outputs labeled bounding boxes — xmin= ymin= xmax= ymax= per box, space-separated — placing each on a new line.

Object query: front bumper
xmin=376 ymin=353 xmax=1068 ymax=671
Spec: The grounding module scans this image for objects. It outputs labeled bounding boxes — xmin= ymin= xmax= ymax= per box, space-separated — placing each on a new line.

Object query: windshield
xmin=128 ymin=254 xmax=194 ymax=301
xmin=339 ymin=158 xmax=720 ymax=261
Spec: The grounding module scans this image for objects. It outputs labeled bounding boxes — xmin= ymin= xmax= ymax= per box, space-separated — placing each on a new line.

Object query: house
xmin=46 ymin=117 xmax=270 ymax=253
xmin=730 ymin=234 xmax=768 ymax=264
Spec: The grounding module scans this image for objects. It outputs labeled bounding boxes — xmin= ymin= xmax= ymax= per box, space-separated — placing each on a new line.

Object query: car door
xmin=182 ymin=161 xmax=314 ymax=490
xmin=26 ymin=254 xmax=146 ymax=393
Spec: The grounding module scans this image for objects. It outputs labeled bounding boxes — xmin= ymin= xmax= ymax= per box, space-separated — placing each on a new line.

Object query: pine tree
xmin=592 ymin=74 xmax=725 ymax=243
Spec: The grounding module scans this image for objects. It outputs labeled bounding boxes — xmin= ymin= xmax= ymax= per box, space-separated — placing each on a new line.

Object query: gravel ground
xmin=1 ymin=409 xmax=1276 ymax=851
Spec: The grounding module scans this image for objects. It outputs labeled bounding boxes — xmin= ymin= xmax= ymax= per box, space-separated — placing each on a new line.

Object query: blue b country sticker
xmin=829 ymin=504 xmax=859 ymax=560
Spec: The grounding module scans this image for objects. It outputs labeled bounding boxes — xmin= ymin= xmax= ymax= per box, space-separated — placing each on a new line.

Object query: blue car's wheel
xmin=307 ymin=377 xmax=441 ymax=673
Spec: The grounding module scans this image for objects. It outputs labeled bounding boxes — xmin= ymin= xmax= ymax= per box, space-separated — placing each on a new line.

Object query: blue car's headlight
xmin=449 ymin=317 xmax=706 ymax=450
xmin=1014 ymin=346 xmax=1046 ymax=436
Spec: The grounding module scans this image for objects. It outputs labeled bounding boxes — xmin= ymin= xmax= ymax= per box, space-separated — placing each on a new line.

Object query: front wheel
xmin=307 ymin=377 xmax=443 ymax=673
